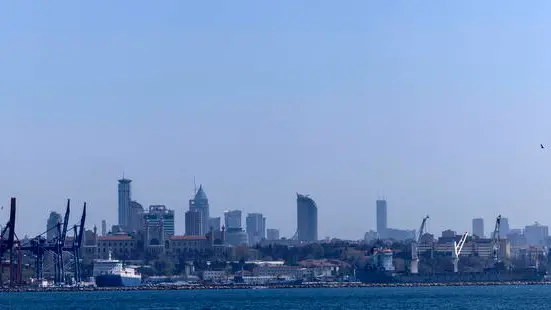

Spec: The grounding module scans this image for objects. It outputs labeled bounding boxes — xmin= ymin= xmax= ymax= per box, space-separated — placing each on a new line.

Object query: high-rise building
xmin=185 ymin=210 xmax=203 ymax=236
xmin=101 ymin=220 xmax=107 ymax=236
xmin=376 ymin=200 xmax=387 ymax=239
xmin=524 ymin=222 xmax=549 ymax=246
xmin=144 ymin=205 xmax=175 ymax=240
xmin=472 ymin=218 xmax=484 ymax=238
xmin=128 ymin=201 xmax=145 ymax=233
xmin=224 ymin=210 xmax=242 ymax=230
xmin=118 ymin=178 xmax=132 ymax=229
xmin=189 ymin=185 xmax=209 ymax=236
xmin=267 ymin=228 xmax=280 ymax=240
xmin=246 ymin=213 xmax=266 ymax=245
xmin=46 ymin=211 xmax=62 ymax=242
xmin=500 ymin=217 xmax=510 ymax=238
xmin=296 ymin=193 xmax=318 ymax=242
xmin=208 ymin=217 xmax=221 ymax=231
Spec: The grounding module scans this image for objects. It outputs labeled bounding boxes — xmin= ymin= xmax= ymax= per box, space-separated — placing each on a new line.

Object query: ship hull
xmin=95 ymin=275 xmax=142 ymax=287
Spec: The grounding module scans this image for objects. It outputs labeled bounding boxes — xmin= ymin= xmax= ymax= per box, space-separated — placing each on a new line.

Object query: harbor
xmin=1 ymin=280 xmax=551 ymax=293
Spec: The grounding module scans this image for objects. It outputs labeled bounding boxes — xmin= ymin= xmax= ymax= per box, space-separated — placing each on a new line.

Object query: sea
xmin=0 ymin=286 xmax=550 ymax=309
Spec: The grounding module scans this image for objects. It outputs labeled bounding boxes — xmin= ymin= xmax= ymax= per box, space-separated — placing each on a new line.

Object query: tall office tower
xmin=267 ymin=228 xmax=280 ymax=240
xmin=376 ymin=200 xmax=388 ymax=239
xmin=118 ymin=178 xmax=132 ymax=229
xmin=524 ymin=222 xmax=549 ymax=246
xmin=46 ymin=211 xmax=62 ymax=242
xmin=224 ymin=210 xmax=242 ymax=229
xmin=189 ymin=185 xmax=210 ymax=236
xmin=101 ymin=220 xmax=107 ymax=236
xmin=500 ymin=217 xmax=510 ymax=238
xmin=208 ymin=217 xmax=221 ymax=231
xmin=144 ymin=205 xmax=175 ymax=238
xmin=128 ymin=201 xmax=145 ymax=233
xmin=472 ymin=218 xmax=484 ymax=238
xmin=296 ymin=193 xmax=318 ymax=242
xmin=246 ymin=213 xmax=266 ymax=245
xmin=185 ymin=210 xmax=203 ymax=236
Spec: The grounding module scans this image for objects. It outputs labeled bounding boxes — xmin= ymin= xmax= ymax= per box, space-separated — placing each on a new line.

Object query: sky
xmin=2 ymin=1 xmax=551 ymax=239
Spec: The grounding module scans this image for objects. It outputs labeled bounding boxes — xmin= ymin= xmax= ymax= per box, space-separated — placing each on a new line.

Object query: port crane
xmin=0 ymin=198 xmax=18 ymax=286
xmin=410 ymin=215 xmax=429 ymax=274
xmin=452 ymin=232 xmax=469 ymax=273
xmin=491 ymin=215 xmax=502 ymax=266
xmin=20 ymin=199 xmax=86 ymax=285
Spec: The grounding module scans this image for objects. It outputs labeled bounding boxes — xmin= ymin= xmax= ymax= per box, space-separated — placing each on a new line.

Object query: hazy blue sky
xmin=2 ymin=1 xmax=551 ymax=239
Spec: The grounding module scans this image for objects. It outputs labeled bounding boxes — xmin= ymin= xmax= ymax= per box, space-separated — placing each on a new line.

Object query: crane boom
xmin=454 ymin=232 xmax=469 ymax=257
xmin=417 ymin=215 xmax=429 ymax=243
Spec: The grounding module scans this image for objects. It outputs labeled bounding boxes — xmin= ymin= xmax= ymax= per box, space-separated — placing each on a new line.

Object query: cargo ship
xmin=93 ymin=251 xmax=142 ymax=287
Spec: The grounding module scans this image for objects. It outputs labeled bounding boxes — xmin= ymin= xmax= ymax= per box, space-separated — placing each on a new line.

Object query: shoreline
xmin=1 ymin=281 xmax=550 ymax=293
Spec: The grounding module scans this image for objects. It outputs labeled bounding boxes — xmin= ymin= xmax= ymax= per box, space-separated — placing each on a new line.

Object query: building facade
xmin=376 ymin=200 xmax=387 ymax=239
xmin=118 ymin=178 xmax=132 ymax=229
xmin=224 ymin=210 xmax=242 ymax=230
xmin=296 ymin=193 xmax=318 ymax=242
xmin=189 ymin=185 xmax=210 ymax=236
xmin=46 ymin=211 xmax=62 ymax=242
xmin=246 ymin=213 xmax=266 ymax=246
xmin=128 ymin=200 xmax=144 ymax=234
xmin=209 ymin=217 xmax=221 ymax=231
xmin=144 ymin=205 xmax=175 ymax=246
xmin=185 ymin=210 xmax=203 ymax=236
xmin=472 ymin=218 xmax=484 ymax=238
xmin=267 ymin=228 xmax=280 ymax=241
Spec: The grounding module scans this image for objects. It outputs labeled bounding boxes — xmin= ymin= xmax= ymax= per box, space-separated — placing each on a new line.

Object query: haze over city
xmin=2 ymin=1 xmax=551 ymax=239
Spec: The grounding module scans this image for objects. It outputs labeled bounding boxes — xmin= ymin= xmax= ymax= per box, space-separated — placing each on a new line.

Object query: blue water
xmin=0 ymin=286 xmax=550 ymax=309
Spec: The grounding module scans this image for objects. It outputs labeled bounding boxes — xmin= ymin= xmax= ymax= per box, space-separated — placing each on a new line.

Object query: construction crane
xmin=452 ymin=232 xmax=469 ymax=273
xmin=410 ymin=215 xmax=429 ymax=274
xmin=491 ymin=215 xmax=502 ymax=265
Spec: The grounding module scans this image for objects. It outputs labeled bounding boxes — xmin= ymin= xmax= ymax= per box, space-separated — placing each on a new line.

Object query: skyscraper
xmin=472 ymin=218 xmax=484 ymax=238
xmin=267 ymin=228 xmax=280 ymax=240
xmin=208 ymin=217 xmax=221 ymax=231
xmin=224 ymin=210 xmax=242 ymax=230
xmin=47 ymin=211 xmax=62 ymax=242
xmin=500 ymin=217 xmax=510 ymax=238
xmin=101 ymin=220 xmax=107 ymax=236
xmin=144 ymin=205 xmax=175 ymax=240
xmin=128 ymin=201 xmax=144 ymax=233
xmin=376 ymin=200 xmax=387 ymax=239
xmin=188 ymin=185 xmax=209 ymax=236
xmin=246 ymin=213 xmax=266 ymax=245
xmin=296 ymin=193 xmax=318 ymax=242
xmin=118 ymin=178 xmax=132 ymax=229
xmin=185 ymin=210 xmax=203 ymax=236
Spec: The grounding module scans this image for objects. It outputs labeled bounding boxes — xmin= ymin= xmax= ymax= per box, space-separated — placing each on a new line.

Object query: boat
xmin=93 ymin=251 xmax=142 ymax=287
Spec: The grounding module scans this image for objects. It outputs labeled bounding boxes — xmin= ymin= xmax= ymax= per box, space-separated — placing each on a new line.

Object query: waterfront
xmin=1 ymin=280 xmax=551 ymax=292
xmin=1 ymin=286 xmax=551 ymax=309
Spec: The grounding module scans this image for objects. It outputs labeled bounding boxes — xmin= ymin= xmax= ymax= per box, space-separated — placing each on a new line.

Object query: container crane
xmin=452 ymin=232 xmax=468 ymax=273
xmin=63 ymin=202 xmax=86 ymax=284
xmin=410 ymin=215 xmax=429 ymax=274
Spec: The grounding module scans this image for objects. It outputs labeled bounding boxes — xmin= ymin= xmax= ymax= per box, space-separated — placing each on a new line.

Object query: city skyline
xmin=4 ymin=2 xmax=551 ymax=239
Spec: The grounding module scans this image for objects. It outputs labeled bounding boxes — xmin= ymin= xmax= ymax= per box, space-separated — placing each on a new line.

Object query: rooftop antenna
xmin=193 ymin=176 xmax=197 ymax=195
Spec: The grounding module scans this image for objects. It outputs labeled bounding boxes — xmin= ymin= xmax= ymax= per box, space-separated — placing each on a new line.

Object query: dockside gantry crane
xmin=0 ymin=198 xmax=18 ymax=286
xmin=410 ymin=215 xmax=429 ymax=274
xmin=452 ymin=232 xmax=469 ymax=273
xmin=21 ymin=199 xmax=86 ymax=285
